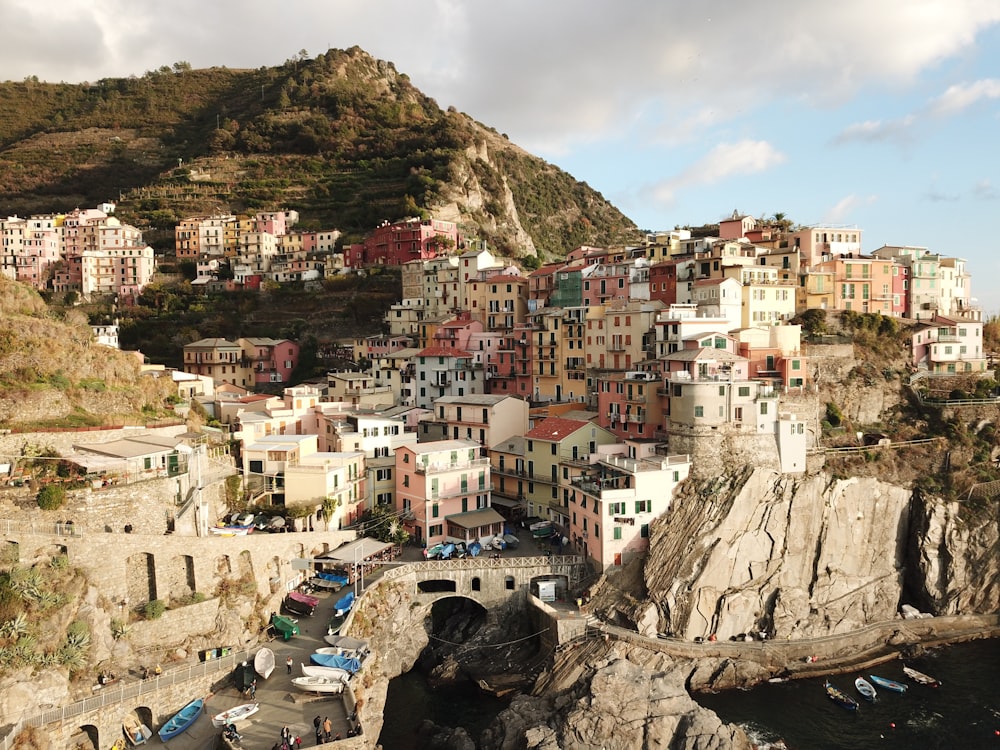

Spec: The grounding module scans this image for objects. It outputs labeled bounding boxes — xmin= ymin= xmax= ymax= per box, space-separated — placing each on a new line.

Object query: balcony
xmin=566 ymin=358 xmax=585 ymax=370
xmin=433 ymin=374 xmax=452 ymax=387
xmin=415 ymin=457 xmax=491 ymax=474
xmin=492 ymin=465 xmax=529 ymax=479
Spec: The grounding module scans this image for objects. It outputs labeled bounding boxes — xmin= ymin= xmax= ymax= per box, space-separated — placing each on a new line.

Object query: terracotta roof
xmin=528 ymin=263 xmax=564 ymax=277
xmin=440 ymin=319 xmax=473 ymax=328
xmin=524 ymin=417 xmax=590 ymax=441
xmin=416 ymin=347 xmax=473 ymax=358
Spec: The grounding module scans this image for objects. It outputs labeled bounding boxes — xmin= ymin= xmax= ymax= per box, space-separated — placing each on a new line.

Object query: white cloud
xmin=654 ymin=140 xmax=786 ymax=204
xmin=823 ymin=195 xmax=876 ymax=223
xmin=929 ymin=79 xmax=1000 ymax=115
xmin=832 ymin=116 xmax=915 ymax=145
xmin=973 ymin=179 xmax=997 ymax=200
xmin=1 ymin=0 xmax=998 ymax=153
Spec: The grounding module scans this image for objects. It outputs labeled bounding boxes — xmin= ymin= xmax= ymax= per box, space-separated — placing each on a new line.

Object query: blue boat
xmin=157 ymin=698 xmax=204 ymax=741
xmin=310 ymin=653 xmax=362 ymax=673
xmin=869 ymin=674 xmax=908 ymax=693
xmin=317 ymin=571 xmax=349 ymax=585
xmin=334 ymin=591 xmax=355 ymax=616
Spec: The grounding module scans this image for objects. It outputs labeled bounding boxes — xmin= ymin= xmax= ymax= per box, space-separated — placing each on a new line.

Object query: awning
xmin=488 ymin=496 xmax=522 ymax=508
xmin=324 ymin=538 xmax=395 ymax=563
xmin=445 ymin=507 xmax=505 ymax=529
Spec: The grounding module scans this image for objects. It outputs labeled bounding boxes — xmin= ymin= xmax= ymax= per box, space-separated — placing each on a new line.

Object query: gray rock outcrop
xmin=645 ymin=467 xmax=914 ymax=640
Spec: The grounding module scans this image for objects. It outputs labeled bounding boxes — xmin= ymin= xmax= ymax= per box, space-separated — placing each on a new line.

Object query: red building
xmin=487 ymin=324 xmax=535 ymax=398
xmin=344 ymin=218 xmax=461 ymax=268
xmin=649 ymin=260 xmax=681 ymax=306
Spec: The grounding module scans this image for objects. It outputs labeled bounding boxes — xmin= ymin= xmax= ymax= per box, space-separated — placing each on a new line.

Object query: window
xmin=694 ymin=406 xmax=704 ymax=417
xmin=402 ymin=475 xmax=409 ymax=487
xmin=551 ymin=443 xmax=557 ymax=455
xmin=429 ymin=524 xmax=443 ymax=537
xmin=738 ymin=386 xmax=750 ymax=397
xmin=375 ymin=468 xmax=392 ymax=481
xmin=635 ymin=500 xmax=651 ymax=513
xmin=609 ymin=501 xmax=626 ymax=515
xmin=760 ymin=402 xmax=768 ymax=415
xmin=403 ymin=453 xmax=410 ymax=463
xmin=613 ymin=527 xmax=622 ymax=540
xmin=432 ymin=504 xmax=439 ymax=518
xmin=640 ymin=523 xmax=649 ymax=538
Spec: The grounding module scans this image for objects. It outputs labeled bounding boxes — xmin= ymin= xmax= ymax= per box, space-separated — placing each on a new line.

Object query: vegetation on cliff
xmin=0 ymin=48 xmax=639 ymax=258
xmin=0 ymin=277 xmax=176 ymax=429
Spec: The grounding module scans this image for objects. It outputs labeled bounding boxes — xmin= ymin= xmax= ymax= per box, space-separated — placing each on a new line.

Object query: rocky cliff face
xmin=636 ymin=466 xmax=999 ymax=642
xmin=642 ymin=467 xmax=915 ymax=640
xmin=907 ymin=491 xmax=1000 ymax=615
xmin=480 ymin=639 xmax=751 ymax=750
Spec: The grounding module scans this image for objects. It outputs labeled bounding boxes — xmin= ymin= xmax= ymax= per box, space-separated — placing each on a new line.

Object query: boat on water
xmin=283 ymin=591 xmax=318 ymax=616
xmin=291 ymin=675 xmax=346 ymax=694
xmin=122 ymin=714 xmax=152 ymax=746
xmin=310 ymin=652 xmax=362 ymax=673
xmin=211 ymin=702 xmax=259 ymax=727
xmin=300 ymin=663 xmax=351 ymax=682
xmin=903 ymin=666 xmax=940 ymax=687
xmin=253 ymin=647 xmax=275 ymax=679
xmin=854 ymin=677 xmax=877 ymax=701
xmin=269 ymin=613 xmax=299 ymax=641
xmin=157 ymin=698 xmax=204 ymax=742
xmin=869 ymin=674 xmax=908 ymax=693
xmin=824 ymin=681 xmax=859 ymax=711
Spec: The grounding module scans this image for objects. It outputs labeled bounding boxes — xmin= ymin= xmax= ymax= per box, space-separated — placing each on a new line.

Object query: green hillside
xmin=0 ymin=48 xmax=639 ymax=258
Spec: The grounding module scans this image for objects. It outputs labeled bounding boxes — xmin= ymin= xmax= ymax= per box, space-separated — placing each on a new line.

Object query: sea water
xmin=696 ymin=638 xmax=1000 ymax=749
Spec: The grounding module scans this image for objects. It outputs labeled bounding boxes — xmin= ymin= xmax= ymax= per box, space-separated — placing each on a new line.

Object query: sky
xmin=3 ymin=0 xmax=1000 ymax=313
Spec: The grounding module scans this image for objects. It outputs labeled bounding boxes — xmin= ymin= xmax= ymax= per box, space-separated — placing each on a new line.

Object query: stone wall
xmin=0 ymin=425 xmax=188 ymax=458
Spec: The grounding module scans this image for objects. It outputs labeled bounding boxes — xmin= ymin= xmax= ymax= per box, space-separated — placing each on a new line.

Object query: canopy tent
xmin=323 ymin=538 xmax=395 ymax=564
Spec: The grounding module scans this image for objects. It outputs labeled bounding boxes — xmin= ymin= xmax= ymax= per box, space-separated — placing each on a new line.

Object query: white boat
xmin=300 ymin=663 xmax=351 ymax=682
xmin=854 ymin=677 xmax=877 ymax=701
xmin=122 ymin=714 xmax=153 ymax=746
xmin=323 ymin=635 xmax=369 ymax=650
xmin=211 ymin=702 xmax=260 ymax=727
xmin=254 ymin=647 xmax=275 ymax=679
xmin=291 ymin=675 xmax=346 ymax=694
xmin=209 ymin=525 xmax=252 ymax=537
xmin=903 ymin=666 xmax=940 ymax=687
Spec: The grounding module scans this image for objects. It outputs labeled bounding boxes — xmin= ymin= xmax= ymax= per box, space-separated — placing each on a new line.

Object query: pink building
xmin=394 ymin=439 xmax=497 ymax=548
xmin=595 ymin=372 xmax=661 ymax=440
xmin=431 ymin=314 xmax=483 ymax=351
xmin=239 ymin=337 xmax=301 ymax=386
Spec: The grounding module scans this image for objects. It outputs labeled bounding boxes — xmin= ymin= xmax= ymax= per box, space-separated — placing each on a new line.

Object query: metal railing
xmin=0 ymin=648 xmax=254 ymax=750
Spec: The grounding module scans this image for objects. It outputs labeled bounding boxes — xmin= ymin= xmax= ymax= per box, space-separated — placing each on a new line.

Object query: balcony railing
xmin=415 ymin=457 xmax=490 ymax=474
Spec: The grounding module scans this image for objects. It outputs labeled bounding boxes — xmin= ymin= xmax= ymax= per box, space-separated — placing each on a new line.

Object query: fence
xmin=0 ymin=648 xmax=254 ymax=750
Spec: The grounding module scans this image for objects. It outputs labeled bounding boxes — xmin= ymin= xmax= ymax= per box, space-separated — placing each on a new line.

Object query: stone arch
xmin=417 ymin=579 xmax=457 ymax=594
xmin=236 ymin=549 xmax=254 ymax=580
xmin=504 ymin=575 xmax=515 ymax=591
xmin=166 ymin=554 xmax=196 ymax=602
xmin=125 ymin=552 xmax=156 ymax=608
xmin=2 ymin=540 xmax=18 ymax=566
xmin=266 ymin=555 xmax=283 ymax=594
xmin=471 ymin=576 xmax=481 ymax=592
xmin=68 ymin=723 xmax=98 ymax=750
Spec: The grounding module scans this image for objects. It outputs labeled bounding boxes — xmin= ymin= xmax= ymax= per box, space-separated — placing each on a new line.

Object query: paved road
xmin=164 ymin=590 xmax=355 ymax=750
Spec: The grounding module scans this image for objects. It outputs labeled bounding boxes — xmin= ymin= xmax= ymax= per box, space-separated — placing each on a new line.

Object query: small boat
xmin=291 ymin=675 xmax=346 ymax=694
xmin=468 ymin=541 xmax=482 ymax=557
xmin=530 ymin=520 xmax=554 ymax=539
xmin=326 ymin=613 xmax=346 ymax=636
xmin=211 ymin=703 xmax=259 ymax=727
xmin=253 ymin=647 xmax=275 ymax=679
xmin=323 ymin=635 xmax=369 ymax=650
xmin=269 ymin=614 xmax=299 ymax=641
xmin=122 ymin=714 xmax=152 ymax=746
xmin=283 ymin=591 xmax=318 ymax=617
xmin=300 ymin=663 xmax=351 ymax=682
xmin=333 ymin=591 xmax=355 ymax=616
xmin=157 ymin=698 xmax=204 ymax=741
xmin=310 ymin=576 xmax=344 ymax=591
xmin=503 ymin=533 xmax=520 ymax=549
xmin=869 ymin=674 xmax=908 ymax=693
xmin=209 ymin=524 xmax=253 ymax=537
xmin=903 ymin=666 xmax=940 ymax=687
xmin=310 ymin=653 xmax=362 ymax=673
xmin=854 ymin=677 xmax=877 ymax=701
xmin=316 ymin=571 xmax=349 ymax=585
xmin=824 ymin=681 xmax=859 ymax=711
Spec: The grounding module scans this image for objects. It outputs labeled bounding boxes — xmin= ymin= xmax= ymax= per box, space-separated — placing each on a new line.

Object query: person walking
xmin=286 ymin=655 xmax=293 ymax=674
xmin=322 ymin=717 xmax=332 ymax=743
xmin=249 ymin=679 xmax=257 ymax=699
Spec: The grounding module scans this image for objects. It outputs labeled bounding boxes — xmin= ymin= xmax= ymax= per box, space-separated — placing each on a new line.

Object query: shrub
xmin=143 ymin=599 xmax=166 ymax=620
xmin=825 ymin=402 xmax=844 ymax=428
xmin=36 ymin=485 xmax=66 ymax=511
